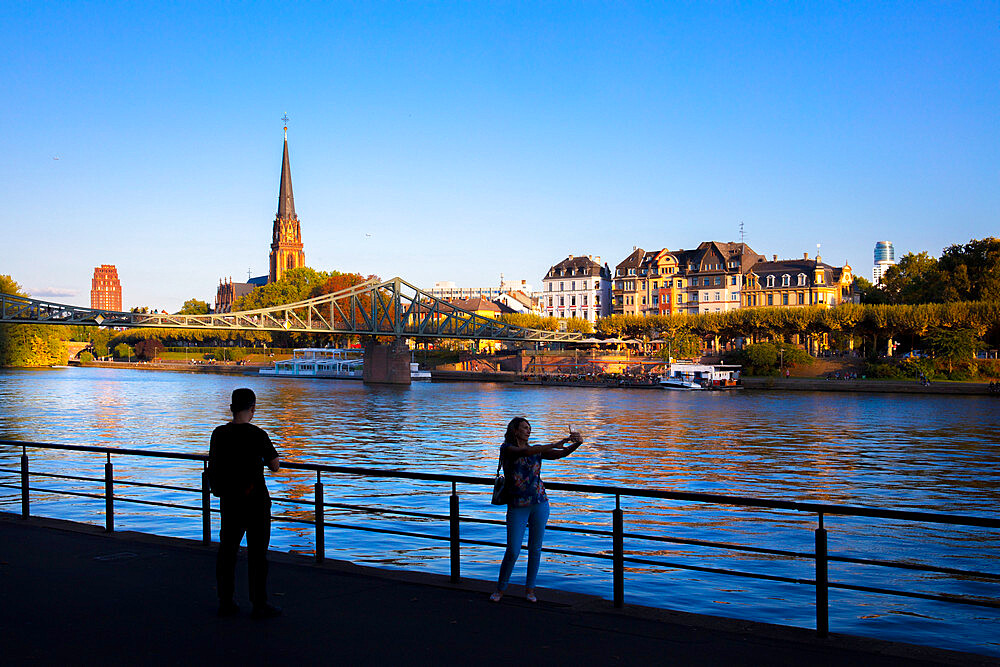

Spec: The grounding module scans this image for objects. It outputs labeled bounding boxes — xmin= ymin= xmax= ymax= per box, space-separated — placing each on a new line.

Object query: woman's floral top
xmin=501 ymin=442 xmax=547 ymax=507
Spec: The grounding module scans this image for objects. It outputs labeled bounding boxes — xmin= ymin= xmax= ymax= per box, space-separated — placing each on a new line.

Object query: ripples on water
xmin=1 ymin=367 xmax=998 ymax=656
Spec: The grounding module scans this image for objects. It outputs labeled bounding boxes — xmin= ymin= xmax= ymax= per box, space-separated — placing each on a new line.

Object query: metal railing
xmin=2 ymin=438 xmax=999 ymax=639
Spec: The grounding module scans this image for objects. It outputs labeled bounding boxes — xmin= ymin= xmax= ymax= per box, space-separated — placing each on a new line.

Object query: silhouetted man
xmin=208 ymin=388 xmax=281 ymax=618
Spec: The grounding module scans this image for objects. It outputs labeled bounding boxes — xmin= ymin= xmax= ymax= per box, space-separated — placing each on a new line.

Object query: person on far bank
xmin=490 ymin=417 xmax=583 ymax=603
xmin=208 ymin=388 xmax=282 ymax=619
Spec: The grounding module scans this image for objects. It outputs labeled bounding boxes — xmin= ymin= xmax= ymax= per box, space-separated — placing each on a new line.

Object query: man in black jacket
xmin=208 ymin=388 xmax=281 ymax=618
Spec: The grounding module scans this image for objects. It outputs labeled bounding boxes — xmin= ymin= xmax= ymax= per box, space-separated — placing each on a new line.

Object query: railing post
xmin=20 ymin=445 xmax=29 ymax=519
xmin=201 ymin=464 xmax=211 ymax=544
xmin=314 ymin=472 xmax=324 ymax=563
xmin=613 ymin=494 xmax=624 ymax=608
xmin=815 ymin=513 xmax=829 ymax=638
xmin=450 ymin=482 xmax=460 ymax=582
xmin=104 ymin=454 xmax=114 ymax=533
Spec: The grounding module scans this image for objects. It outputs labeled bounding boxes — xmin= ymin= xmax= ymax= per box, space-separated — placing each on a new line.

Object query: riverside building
xmin=742 ymin=253 xmax=854 ymax=308
xmin=612 ymin=242 xmax=761 ymax=316
xmin=90 ymin=264 xmax=122 ymax=311
xmin=541 ymin=255 xmax=612 ymax=322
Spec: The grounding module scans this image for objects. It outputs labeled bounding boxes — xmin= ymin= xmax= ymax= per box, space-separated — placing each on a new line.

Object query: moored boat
xmin=259 ymin=348 xmax=363 ymax=379
xmin=660 ymin=363 xmax=742 ymax=390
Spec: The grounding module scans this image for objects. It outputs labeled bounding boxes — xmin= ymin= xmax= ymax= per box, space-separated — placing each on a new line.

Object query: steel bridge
xmin=0 ymin=277 xmax=582 ymax=344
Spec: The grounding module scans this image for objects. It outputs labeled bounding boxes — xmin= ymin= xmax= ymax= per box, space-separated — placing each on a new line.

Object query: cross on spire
xmin=281 ymin=113 xmax=289 ymax=138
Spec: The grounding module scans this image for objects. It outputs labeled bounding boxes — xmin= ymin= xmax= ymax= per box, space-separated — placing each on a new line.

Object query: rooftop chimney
xmin=772 ymin=254 xmax=777 ymax=261
xmin=804 ymin=252 xmax=809 ymax=260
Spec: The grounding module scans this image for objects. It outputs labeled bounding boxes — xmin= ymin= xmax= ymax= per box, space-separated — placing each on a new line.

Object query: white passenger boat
xmin=259 ymin=348 xmax=364 ymax=379
xmin=259 ymin=348 xmax=432 ymax=381
xmin=660 ymin=363 xmax=742 ymax=390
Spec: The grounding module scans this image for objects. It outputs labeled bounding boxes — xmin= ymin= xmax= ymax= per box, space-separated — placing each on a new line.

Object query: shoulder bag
xmin=490 ymin=450 xmax=506 ymax=505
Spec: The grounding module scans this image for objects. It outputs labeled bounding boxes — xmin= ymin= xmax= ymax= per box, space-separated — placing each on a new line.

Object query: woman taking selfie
xmin=490 ymin=417 xmax=583 ymax=603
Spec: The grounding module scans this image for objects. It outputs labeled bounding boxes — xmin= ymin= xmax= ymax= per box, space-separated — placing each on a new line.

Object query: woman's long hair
xmin=504 ymin=417 xmax=530 ymax=445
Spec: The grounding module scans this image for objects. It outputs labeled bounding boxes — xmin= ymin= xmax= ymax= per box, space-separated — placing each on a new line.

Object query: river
xmin=1 ymin=366 xmax=998 ymax=656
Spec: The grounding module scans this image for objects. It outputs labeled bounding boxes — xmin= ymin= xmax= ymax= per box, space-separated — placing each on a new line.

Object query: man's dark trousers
xmin=216 ymin=495 xmax=271 ymax=606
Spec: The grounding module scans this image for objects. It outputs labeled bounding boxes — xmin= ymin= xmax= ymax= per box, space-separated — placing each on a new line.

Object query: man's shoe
xmin=217 ymin=600 xmax=240 ymax=617
xmin=251 ymin=604 xmax=282 ymax=619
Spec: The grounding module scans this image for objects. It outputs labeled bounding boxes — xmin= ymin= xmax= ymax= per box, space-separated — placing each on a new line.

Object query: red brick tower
xmin=90 ymin=265 xmax=122 ymax=311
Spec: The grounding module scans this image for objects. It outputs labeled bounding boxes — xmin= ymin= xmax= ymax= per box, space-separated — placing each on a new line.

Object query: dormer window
xmin=781 ymin=274 xmax=790 ymax=287
xmin=766 ymin=275 xmax=775 ymax=288
xmin=797 ymin=273 xmax=806 ymax=286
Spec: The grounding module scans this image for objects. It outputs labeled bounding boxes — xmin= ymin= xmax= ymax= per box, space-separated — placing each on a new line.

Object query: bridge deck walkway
xmin=1 ymin=514 xmax=990 ymax=666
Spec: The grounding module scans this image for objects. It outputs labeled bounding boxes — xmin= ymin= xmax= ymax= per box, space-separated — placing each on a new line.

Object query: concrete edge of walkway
xmin=2 ymin=512 xmax=995 ymax=666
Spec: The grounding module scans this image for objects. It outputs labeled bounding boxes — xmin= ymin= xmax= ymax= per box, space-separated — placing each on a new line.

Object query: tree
xmin=924 ymin=327 xmax=981 ymax=373
xmin=114 ymin=343 xmax=134 ymax=360
xmin=0 ymin=275 xmax=68 ymax=366
xmin=134 ymin=338 xmax=164 ymax=360
xmin=880 ymin=252 xmax=941 ymax=305
xmin=937 ymin=237 xmax=1000 ymax=302
xmin=853 ymin=276 xmax=887 ymax=304
xmin=177 ymin=299 xmax=210 ymax=315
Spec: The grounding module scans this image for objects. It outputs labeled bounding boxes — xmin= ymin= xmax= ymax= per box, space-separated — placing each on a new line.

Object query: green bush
xmin=79 ymin=351 xmax=95 ymax=363
xmin=114 ymin=343 xmax=134 ymax=360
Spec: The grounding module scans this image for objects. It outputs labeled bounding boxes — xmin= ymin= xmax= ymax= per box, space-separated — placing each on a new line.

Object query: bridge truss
xmin=0 ymin=277 xmax=582 ymax=343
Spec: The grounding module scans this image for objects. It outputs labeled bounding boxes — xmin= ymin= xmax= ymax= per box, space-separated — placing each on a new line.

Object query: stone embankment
xmin=77 ymin=360 xmax=258 ymax=376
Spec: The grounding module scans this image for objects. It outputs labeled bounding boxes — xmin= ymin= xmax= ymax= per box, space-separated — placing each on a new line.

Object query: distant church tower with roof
xmin=268 ymin=120 xmax=305 ymax=284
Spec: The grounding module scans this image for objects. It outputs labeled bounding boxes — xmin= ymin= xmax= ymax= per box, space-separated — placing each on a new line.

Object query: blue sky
xmin=2 ymin=2 xmax=997 ymax=311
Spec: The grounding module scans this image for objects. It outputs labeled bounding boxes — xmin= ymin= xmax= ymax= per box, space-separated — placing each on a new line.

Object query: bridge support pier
xmin=363 ymin=339 xmax=411 ymax=385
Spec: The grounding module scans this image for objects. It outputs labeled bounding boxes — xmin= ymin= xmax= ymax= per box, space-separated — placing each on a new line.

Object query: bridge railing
xmin=1 ymin=438 xmax=998 ymax=640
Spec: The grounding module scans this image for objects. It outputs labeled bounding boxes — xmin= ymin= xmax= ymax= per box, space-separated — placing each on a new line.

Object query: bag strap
xmin=495 ymin=447 xmax=504 ymax=476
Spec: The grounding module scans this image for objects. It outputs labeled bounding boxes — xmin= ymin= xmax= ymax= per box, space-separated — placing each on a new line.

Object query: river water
xmin=1 ymin=367 xmax=998 ymax=656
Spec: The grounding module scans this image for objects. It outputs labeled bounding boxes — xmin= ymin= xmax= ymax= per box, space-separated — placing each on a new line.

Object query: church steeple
xmin=269 ymin=116 xmax=305 ymax=284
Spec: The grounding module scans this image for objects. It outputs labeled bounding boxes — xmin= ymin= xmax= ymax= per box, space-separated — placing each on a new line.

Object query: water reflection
xmin=1 ymin=367 xmax=998 ymax=656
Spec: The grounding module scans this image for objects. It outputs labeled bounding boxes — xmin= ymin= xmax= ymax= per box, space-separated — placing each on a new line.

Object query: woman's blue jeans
xmin=496 ymin=500 xmax=550 ymax=591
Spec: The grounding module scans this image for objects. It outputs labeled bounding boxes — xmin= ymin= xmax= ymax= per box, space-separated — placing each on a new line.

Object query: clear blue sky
xmin=2 ymin=2 xmax=997 ymax=311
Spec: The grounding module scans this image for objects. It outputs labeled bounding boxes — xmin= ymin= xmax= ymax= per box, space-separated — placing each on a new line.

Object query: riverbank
xmin=742 ymin=376 xmax=997 ymax=395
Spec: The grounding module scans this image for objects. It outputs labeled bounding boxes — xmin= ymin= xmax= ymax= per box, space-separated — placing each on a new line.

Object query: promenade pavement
xmin=2 ymin=513 xmax=994 ymax=666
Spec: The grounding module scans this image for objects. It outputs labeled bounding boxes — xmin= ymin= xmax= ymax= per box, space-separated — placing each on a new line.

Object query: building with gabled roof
xmin=541 ymin=254 xmax=612 ymax=322
xmin=742 ymin=253 xmax=854 ymax=309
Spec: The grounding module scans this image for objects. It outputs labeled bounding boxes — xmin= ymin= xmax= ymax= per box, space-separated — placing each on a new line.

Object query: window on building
xmin=714 ymin=276 xmax=721 ymax=285
xmin=583 ymin=295 xmax=588 ymax=306
xmin=570 ymin=296 xmax=576 ymax=306
xmin=595 ymin=295 xmax=600 ymax=305
xmin=767 ymin=294 xmax=773 ymax=306
xmin=641 ymin=297 xmax=647 ymax=305
xmin=664 ymin=294 xmax=670 ymax=304
xmin=714 ymin=292 xmax=721 ymax=301
xmin=730 ymin=292 xmax=738 ymax=301
xmin=594 ymin=281 xmax=600 ymax=289
xmin=818 ymin=293 xmax=825 ymax=302
xmin=782 ymin=274 xmax=790 ymax=286
xmin=691 ymin=277 xmax=698 ymax=286
xmin=628 ymin=269 xmax=635 ymax=275
xmin=782 ymin=293 xmax=789 ymax=305
xmin=766 ymin=275 xmax=775 ymax=287
xmin=559 ymin=296 xmax=564 ymax=306
xmin=560 ymin=311 xmax=565 ymax=318
xmin=798 ymin=292 xmax=804 ymax=304
xmin=702 ymin=292 xmax=708 ymax=301
xmin=559 ymin=282 xmax=564 ymax=291
xmin=548 ymin=296 xmax=553 ymax=307
xmin=652 ymin=295 xmax=658 ymax=305
xmin=798 ymin=273 xmax=806 ymax=286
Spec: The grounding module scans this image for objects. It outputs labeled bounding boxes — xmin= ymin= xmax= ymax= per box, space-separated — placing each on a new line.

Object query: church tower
xmin=268 ymin=121 xmax=305 ymax=283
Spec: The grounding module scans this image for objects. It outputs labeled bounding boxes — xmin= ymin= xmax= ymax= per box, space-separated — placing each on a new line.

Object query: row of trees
xmin=592 ymin=301 xmax=1000 ymax=355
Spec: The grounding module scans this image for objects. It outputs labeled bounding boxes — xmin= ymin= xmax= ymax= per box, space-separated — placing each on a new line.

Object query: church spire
xmin=277 ymin=115 xmax=296 ymax=221
xmin=269 ymin=115 xmax=305 ymax=284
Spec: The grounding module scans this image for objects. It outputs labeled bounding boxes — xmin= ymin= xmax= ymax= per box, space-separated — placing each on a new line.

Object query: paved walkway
xmin=1 ymin=514 xmax=994 ymax=666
